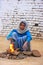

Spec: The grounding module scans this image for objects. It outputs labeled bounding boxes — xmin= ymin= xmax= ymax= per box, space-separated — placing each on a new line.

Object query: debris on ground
xmin=0 ymin=50 xmax=41 ymax=59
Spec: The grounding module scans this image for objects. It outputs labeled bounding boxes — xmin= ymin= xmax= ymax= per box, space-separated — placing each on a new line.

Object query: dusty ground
xmin=0 ymin=36 xmax=43 ymax=65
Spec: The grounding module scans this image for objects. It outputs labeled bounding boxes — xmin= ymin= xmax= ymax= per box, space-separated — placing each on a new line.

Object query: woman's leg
xmin=12 ymin=33 xmax=31 ymax=51
xmin=11 ymin=32 xmax=19 ymax=49
xmin=17 ymin=36 xmax=27 ymax=51
xmin=20 ymin=36 xmax=31 ymax=51
xmin=22 ymin=42 xmax=31 ymax=51
xmin=27 ymin=42 xmax=31 ymax=51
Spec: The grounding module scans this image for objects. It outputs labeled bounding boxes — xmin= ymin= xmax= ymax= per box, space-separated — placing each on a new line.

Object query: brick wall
xmin=0 ymin=0 xmax=43 ymax=39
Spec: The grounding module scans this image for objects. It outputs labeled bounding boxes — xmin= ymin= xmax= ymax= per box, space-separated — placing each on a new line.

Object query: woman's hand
xmin=23 ymin=41 xmax=28 ymax=51
xmin=8 ymin=38 xmax=12 ymax=41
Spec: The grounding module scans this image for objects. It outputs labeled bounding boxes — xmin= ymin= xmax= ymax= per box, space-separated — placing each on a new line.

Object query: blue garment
xmin=6 ymin=29 xmax=32 ymax=50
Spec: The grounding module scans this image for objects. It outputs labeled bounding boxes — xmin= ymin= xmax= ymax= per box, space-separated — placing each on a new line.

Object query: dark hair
xmin=20 ymin=21 xmax=26 ymax=26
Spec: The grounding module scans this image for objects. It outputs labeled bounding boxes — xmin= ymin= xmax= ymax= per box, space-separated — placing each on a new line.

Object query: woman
xmin=6 ymin=20 xmax=32 ymax=51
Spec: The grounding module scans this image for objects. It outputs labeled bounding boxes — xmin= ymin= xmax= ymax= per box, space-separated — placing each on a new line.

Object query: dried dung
xmin=32 ymin=50 xmax=41 ymax=57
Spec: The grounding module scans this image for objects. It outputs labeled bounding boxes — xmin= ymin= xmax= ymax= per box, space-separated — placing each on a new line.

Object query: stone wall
xmin=0 ymin=0 xmax=43 ymax=39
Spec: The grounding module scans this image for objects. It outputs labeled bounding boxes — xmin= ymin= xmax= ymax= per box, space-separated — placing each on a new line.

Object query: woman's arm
xmin=23 ymin=31 xmax=32 ymax=51
xmin=26 ymin=30 xmax=32 ymax=43
xmin=6 ymin=29 xmax=16 ymax=40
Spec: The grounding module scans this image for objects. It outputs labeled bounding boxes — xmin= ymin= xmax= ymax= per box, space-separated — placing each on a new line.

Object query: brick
xmin=0 ymin=0 xmax=43 ymax=39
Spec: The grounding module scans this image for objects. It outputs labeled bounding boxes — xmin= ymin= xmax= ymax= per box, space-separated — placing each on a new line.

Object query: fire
xmin=10 ymin=44 xmax=14 ymax=53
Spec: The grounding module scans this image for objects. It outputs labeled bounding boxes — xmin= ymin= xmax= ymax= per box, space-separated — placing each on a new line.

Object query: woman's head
xmin=17 ymin=20 xmax=28 ymax=34
xmin=19 ymin=21 xmax=26 ymax=30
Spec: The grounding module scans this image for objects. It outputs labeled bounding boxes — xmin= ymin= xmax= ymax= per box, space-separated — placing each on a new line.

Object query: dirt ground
xmin=0 ymin=37 xmax=43 ymax=65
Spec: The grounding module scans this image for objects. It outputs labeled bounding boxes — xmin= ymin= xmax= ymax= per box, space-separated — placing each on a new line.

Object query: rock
xmin=23 ymin=51 xmax=32 ymax=56
xmin=17 ymin=53 xmax=26 ymax=59
xmin=11 ymin=56 xmax=17 ymax=59
xmin=7 ymin=56 xmax=12 ymax=59
xmin=16 ymin=48 xmax=20 ymax=51
xmin=0 ymin=53 xmax=6 ymax=58
xmin=6 ymin=54 xmax=10 ymax=59
xmin=32 ymin=50 xmax=41 ymax=57
xmin=2 ymin=51 xmax=8 ymax=55
xmin=7 ymin=49 xmax=11 ymax=54
xmin=0 ymin=53 xmax=2 ymax=57
xmin=11 ymin=51 xmax=20 ymax=56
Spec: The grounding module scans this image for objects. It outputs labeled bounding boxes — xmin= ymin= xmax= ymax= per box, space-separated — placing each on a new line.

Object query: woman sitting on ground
xmin=6 ymin=20 xmax=32 ymax=52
